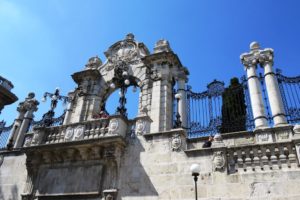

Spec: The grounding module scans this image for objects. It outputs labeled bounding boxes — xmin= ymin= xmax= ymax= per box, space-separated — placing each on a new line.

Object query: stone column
xmin=259 ymin=48 xmax=287 ymax=126
xmin=241 ymin=42 xmax=268 ymax=128
xmin=14 ymin=109 xmax=34 ymax=148
xmin=8 ymin=107 xmax=26 ymax=146
xmin=13 ymin=93 xmax=39 ymax=148
xmin=177 ymin=79 xmax=187 ymax=128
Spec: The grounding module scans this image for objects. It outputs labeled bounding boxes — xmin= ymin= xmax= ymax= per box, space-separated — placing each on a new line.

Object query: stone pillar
xmin=177 ymin=79 xmax=187 ymax=128
xmin=259 ymin=48 xmax=287 ymax=126
xmin=14 ymin=110 xmax=35 ymax=148
xmin=8 ymin=107 xmax=26 ymax=146
xmin=63 ymin=91 xmax=75 ymax=125
xmin=13 ymin=93 xmax=39 ymax=148
xmin=245 ymin=64 xmax=268 ymax=128
xmin=241 ymin=42 xmax=268 ymax=128
xmin=150 ymin=71 xmax=173 ymax=132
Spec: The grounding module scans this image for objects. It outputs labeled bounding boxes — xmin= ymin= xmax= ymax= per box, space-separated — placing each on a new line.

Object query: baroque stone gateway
xmin=1 ymin=34 xmax=300 ymax=200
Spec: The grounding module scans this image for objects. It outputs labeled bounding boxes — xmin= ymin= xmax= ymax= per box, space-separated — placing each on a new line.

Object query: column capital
xmin=240 ymin=52 xmax=258 ymax=69
xmin=18 ymin=92 xmax=39 ymax=113
xmin=258 ymin=48 xmax=274 ymax=66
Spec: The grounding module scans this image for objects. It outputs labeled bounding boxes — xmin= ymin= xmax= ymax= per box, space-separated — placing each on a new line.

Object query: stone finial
xmin=125 ymin=33 xmax=135 ymax=40
xmin=17 ymin=92 xmax=39 ymax=113
xmin=250 ymin=41 xmax=260 ymax=51
xmin=85 ymin=56 xmax=102 ymax=69
xmin=154 ymin=39 xmax=172 ymax=53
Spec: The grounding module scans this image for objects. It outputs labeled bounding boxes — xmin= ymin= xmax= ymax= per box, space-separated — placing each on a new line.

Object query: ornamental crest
xmin=103 ymin=33 xmax=149 ymax=73
xmin=106 ymin=41 xmax=139 ymax=71
xmin=74 ymin=125 xmax=85 ymax=140
xmin=171 ymin=133 xmax=182 ymax=151
xmin=65 ymin=127 xmax=74 ymax=141
xmin=212 ymin=151 xmax=226 ymax=171
xmin=136 ymin=119 xmax=146 ymax=135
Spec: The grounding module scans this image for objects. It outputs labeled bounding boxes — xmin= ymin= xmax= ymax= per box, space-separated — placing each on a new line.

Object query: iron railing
xmin=185 ymin=70 xmax=300 ymax=138
xmin=277 ymin=69 xmax=300 ymax=124
xmin=0 ymin=121 xmax=13 ymax=149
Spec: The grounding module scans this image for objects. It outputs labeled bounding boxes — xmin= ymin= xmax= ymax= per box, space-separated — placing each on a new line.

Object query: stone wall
xmin=0 ymin=152 xmax=27 ymax=200
xmin=1 ymin=126 xmax=300 ymax=200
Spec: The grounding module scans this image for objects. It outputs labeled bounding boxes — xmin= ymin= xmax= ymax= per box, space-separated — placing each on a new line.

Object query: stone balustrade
xmin=227 ymin=141 xmax=298 ymax=174
xmin=186 ymin=125 xmax=300 ymax=174
xmin=23 ymin=115 xmax=128 ymax=147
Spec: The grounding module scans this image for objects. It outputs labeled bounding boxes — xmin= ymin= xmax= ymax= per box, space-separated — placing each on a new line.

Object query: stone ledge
xmin=143 ymin=128 xmax=187 ymax=138
xmin=23 ymin=135 xmax=126 ymax=151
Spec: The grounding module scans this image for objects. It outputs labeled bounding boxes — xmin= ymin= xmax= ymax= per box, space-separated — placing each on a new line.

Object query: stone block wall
xmin=0 ymin=152 xmax=27 ymax=200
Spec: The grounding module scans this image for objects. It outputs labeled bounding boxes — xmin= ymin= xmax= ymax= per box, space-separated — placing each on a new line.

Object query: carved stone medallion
xmin=212 ymin=151 xmax=226 ymax=171
xmin=74 ymin=125 xmax=85 ymax=140
xmin=31 ymin=132 xmax=40 ymax=145
xmin=65 ymin=127 xmax=74 ymax=141
xmin=23 ymin=136 xmax=32 ymax=147
xmin=171 ymin=134 xmax=182 ymax=151
xmin=108 ymin=119 xmax=119 ymax=134
xmin=136 ymin=119 xmax=145 ymax=135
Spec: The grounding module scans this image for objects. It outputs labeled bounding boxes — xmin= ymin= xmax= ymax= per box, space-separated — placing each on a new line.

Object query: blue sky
xmin=1 ymin=0 xmax=300 ymax=124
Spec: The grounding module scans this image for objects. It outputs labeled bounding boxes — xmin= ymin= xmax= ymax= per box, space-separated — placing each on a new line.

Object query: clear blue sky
xmin=1 ymin=0 xmax=300 ymax=124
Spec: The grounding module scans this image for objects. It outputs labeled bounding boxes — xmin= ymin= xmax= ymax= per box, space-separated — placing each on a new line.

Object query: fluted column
xmin=259 ymin=48 xmax=287 ymax=126
xmin=177 ymin=79 xmax=187 ymax=128
xmin=241 ymin=42 xmax=268 ymax=128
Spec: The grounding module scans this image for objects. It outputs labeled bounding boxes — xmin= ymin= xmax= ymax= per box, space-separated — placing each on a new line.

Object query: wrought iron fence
xmin=0 ymin=121 xmax=13 ymax=149
xmin=186 ymin=70 xmax=300 ymax=138
xmin=186 ymin=78 xmax=254 ymax=138
xmin=277 ymin=69 xmax=300 ymax=124
xmin=27 ymin=111 xmax=66 ymax=132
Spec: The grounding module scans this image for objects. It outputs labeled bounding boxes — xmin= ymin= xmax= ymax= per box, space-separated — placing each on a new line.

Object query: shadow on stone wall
xmin=120 ymin=136 xmax=158 ymax=198
xmin=0 ymin=154 xmax=20 ymax=200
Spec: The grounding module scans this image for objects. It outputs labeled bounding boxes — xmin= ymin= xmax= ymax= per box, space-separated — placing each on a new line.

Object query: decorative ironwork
xmin=186 ymin=70 xmax=300 ymax=138
xmin=40 ymin=88 xmax=70 ymax=127
xmin=259 ymin=72 xmax=273 ymax=126
xmin=109 ymin=61 xmax=138 ymax=117
xmin=186 ymin=78 xmax=254 ymax=138
xmin=277 ymin=69 xmax=300 ymax=124
xmin=0 ymin=120 xmax=13 ymax=149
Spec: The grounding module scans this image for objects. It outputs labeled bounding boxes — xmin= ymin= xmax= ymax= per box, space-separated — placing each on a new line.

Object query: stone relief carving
xmin=64 ymin=127 xmax=74 ymax=141
xmin=212 ymin=151 xmax=226 ymax=171
xmin=17 ymin=92 xmax=39 ymax=114
xmin=108 ymin=119 xmax=119 ymax=135
xmin=74 ymin=125 xmax=85 ymax=140
xmin=135 ymin=119 xmax=145 ymax=135
xmin=276 ymin=130 xmax=290 ymax=140
xmin=85 ymin=56 xmax=102 ymax=70
xmin=257 ymin=133 xmax=271 ymax=142
xmin=23 ymin=136 xmax=32 ymax=147
xmin=105 ymin=34 xmax=142 ymax=72
xmin=171 ymin=133 xmax=182 ymax=151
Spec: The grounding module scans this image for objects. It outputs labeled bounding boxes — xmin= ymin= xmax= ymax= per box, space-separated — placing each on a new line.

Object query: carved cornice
xmin=72 ymin=69 xmax=102 ymax=84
